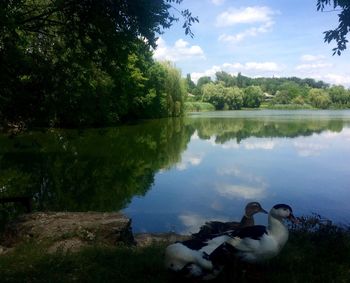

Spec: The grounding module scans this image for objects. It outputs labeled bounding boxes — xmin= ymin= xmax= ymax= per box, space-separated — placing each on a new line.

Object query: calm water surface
xmin=125 ymin=110 xmax=350 ymax=233
xmin=1 ymin=110 xmax=350 ymax=233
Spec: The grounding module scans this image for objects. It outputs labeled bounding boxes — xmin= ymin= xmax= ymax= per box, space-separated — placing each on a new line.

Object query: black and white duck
xmin=192 ymin=202 xmax=268 ymax=240
xmin=225 ymin=203 xmax=298 ymax=263
xmin=164 ymin=203 xmax=297 ymax=280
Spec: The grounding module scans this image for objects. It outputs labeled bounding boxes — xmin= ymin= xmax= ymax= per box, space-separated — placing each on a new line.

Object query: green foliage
xmin=194 ymin=73 xmax=348 ymax=110
xmin=328 ymin=85 xmax=350 ymax=106
xmin=317 ymin=0 xmax=350 ymax=55
xmin=184 ymin=101 xmax=215 ymax=112
xmin=202 ymin=83 xmax=226 ymax=110
xmin=215 ymin=71 xmax=237 ymax=87
xmin=0 ymin=119 xmax=192 ymax=223
xmin=308 ymin=88 xmax=332 ymax=109
xmin=197 ymin=76 xmax=212 ymax=89
xmin=243 ymin=85 xmax=263 ymax=108
xmin=143 ymin=62 xmax=185 ymax=118
xmin=0 ymin=0 xmax=196 ymax=127
xmin=202 ymin=83 xmax=244 ymax=110
xmin=273 ymin=90 xmax=292 ymax=105
xmin=185 ymin=73 xmax=196 ymax=93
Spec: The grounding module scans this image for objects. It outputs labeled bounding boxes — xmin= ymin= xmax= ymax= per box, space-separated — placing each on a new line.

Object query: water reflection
xmin=125 ymin=110 xmax=350 ymax=233
xmin=0 ymin=118 xmax=192 ymax=217
xmin=1 ymin=110 xmax=350 ymax=232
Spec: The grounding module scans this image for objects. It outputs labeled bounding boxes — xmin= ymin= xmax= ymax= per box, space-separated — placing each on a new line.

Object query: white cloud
xmin=293 ymin=141 xmax=328 ymax=157
xmin=218 ymin=167 xmax=267 ymax=186
xmin=301 ymin=54 xmax=325 ymax=62
xmin=322 ymin=74 xmax=350 ymax=85
xmin=243 ymin=141 xmax=276 ymax=150
xmin=178 ymin=213 xmax=228 ymax=234
xmin=219 ymin=21 xmax=274 ymax=43
xmin=191 ymin=61 xmax=283 ymax=83
xmin=211 ymin=0 xmax=225 ymax=5
xmin=216 ymin=6 xmax=276 ymax=27
xmin=216 ymin=184 xmax=266 ymax=200
xmin=176 ymin=152 xmax=203 ymax=171
xmin=153 ymin=37 xmax=205 ymax=62
xmin=295 ymin=63 xmax=333 ymax=70
xmin=191 ymin=65 xmax=222 ymax=83
xmin=244 ymin=62 xmax=280 ymax=71
xmin=294 ymin=55 xmax=350 ymax=87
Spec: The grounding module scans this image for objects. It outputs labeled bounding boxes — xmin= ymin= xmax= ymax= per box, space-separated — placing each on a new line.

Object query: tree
xmin=317 ymin=0 xmax=350 ymax=55
xmin=0 ymin=0 xmax=198 ymax=127
xmin=197 ymin=76 xmax=212 ymax=89
xmin=216 ymin=71 xmax=236 ymax=87
xmin=273 ymin=90 xmax=292 ymax=105
xmin=202 ymin=83 xmax=226 ymax=110
xmin=185 ymin=73 xmax=196 ymax=93
xmin=225 ymin=87 xmax=244 ymax=109
xmin=328 ymin=85 xmax=350 ymax=105
xmin=308 ymin=88 xmax=332 ymax=108
xmin=243 ymin=86 xmax=263 ymax=108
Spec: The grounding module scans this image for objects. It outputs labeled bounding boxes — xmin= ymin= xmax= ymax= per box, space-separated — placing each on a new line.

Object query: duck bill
xmin=260 ymin=208 xmax=268 ymax=214
xmin=288 ymin=213 xmax=299 ymax=224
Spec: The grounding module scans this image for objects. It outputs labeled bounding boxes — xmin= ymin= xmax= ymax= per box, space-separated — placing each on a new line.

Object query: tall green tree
xmin=0 ymin=0 xmax=197 ymax=127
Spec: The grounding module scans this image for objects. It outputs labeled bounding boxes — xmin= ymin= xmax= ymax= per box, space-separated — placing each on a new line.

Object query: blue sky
xmin=153 ymin=0 xmax=350 ymax=87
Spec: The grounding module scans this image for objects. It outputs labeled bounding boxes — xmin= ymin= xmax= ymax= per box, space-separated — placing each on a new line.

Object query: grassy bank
xmin=185 ymin=101 xmax=215 ymax=112
xmin=260 ymin=103 xmax=314 ymax=110
xmin=0 ymin=220 xmax=349 ymax=283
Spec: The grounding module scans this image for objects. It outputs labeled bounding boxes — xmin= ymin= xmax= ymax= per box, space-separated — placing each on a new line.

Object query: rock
xmin=2 ymin=212 xmax=134 ymax=250
xmin=134 ymin=232 xmax=191 ymax=248
xmin=47 ymin=238 xmax=85 ymax=254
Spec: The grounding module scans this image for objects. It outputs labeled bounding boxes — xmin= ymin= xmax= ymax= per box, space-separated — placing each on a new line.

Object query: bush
xmin=184 ymin=102 xmax=215 ymax=112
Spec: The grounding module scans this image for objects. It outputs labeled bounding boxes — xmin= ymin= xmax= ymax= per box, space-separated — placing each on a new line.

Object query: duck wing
xmin=192 ymin=221 xmax=240 ymax=240
xmin=231 ymin=225 xmax=268 ymax=240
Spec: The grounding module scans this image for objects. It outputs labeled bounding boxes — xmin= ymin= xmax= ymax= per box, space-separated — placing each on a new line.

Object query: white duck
xmin=164 ymin=234 xmax=233 ymax=280
xmin=225 ymin=203 xmax=298 ymax=263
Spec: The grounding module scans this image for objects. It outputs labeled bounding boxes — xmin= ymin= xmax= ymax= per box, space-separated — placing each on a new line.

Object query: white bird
xmin=192 ymin=202 xmax=267 ymax=240
xmin=164 ymin=235 xmax=233 ymax=280
xmin=225 ymin=203 xmax=298 ymax=263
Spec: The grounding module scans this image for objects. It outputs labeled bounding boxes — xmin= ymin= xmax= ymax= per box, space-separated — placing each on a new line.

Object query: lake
xmin=1 ymin=110 xmax=350 ymax=233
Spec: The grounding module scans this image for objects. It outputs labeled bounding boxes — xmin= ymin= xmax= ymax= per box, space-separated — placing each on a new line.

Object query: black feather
xmin=273 ymin=203 xmax=293 ymax=211
xmin=229 ymin=225 xmax=268 ymax=240
xmin=180 ymin=238 xmax=208 ymax=250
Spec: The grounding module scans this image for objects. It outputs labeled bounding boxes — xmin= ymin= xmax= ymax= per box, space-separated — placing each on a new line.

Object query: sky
xmin=153 ymin=0 xmax=350 ymax=87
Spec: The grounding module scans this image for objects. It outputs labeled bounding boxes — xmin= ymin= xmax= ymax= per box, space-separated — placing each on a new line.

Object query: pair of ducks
xmin=165 ymin=202 xmax=297 ymax=280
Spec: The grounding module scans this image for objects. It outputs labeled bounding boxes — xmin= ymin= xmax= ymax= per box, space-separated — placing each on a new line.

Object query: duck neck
xmin=267 ymin=215 xmax=289 ymax=248
xmin=240 ymin=214 xmax=254 ymax=227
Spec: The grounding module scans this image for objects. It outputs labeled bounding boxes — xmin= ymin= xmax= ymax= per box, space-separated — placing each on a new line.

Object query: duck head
xmin=245 ymin=202 xmax=268 ymax=217
xmin=270 ymin=204 xmax=298 ymax=223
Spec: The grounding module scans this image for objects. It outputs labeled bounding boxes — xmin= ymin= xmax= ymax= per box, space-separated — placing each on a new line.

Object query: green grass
xmin=261 ymin=103 xmax=314 ymax=110
xmin=0 ymin=242 xmax=170 ymax=283
xmin=0 ymin=219 xmax=349 ymax=283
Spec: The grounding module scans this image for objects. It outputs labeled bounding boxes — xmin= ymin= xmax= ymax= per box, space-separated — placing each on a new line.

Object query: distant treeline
xmin=185 ymin=72 xmax=350 ymax=110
